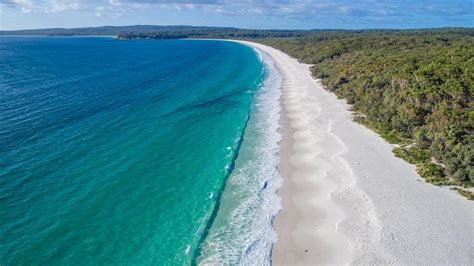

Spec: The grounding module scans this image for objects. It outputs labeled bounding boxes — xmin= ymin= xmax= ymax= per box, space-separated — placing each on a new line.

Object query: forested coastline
xmin=116 ymin=29 xmax=310 ymax=39
xmin=258 ymin=29 xmax=473 ymax=198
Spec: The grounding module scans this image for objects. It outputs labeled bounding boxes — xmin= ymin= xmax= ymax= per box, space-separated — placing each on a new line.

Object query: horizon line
xmin=1 ymin=24 xmax=473 ymax=32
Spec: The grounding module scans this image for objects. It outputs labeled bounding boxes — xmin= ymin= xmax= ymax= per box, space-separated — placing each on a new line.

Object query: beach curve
xmin=234 ymin=40 xmax=474 ymax=265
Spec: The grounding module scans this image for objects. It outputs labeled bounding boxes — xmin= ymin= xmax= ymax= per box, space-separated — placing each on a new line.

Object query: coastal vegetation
xmin=116 ymin=29 xmax=310 ymax=39
xmin=258 ymin=28 xmax=473 ymax=198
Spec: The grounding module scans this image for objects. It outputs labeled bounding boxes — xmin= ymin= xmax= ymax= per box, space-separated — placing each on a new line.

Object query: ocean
xmin=0 ymin=37 xmax=281 ymax=264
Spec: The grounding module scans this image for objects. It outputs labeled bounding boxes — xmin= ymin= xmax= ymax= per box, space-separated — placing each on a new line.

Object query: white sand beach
xmin=236 ymin=40 xmax=474 ymax=265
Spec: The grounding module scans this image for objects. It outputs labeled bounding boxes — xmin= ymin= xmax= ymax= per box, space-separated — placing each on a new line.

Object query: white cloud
xmin=5 ymin=0 xmax=36 ymax=13
xmin=1 ymin=0 xmax=80 ymax=13
xmin=49 ymin=0 xmax=80 ymax=12
xmin=95 ymin=5 xmax=104 ymax=16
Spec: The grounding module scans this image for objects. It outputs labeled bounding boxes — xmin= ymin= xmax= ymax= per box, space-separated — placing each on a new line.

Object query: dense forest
xmin=116 ymin=29 xmax=311 ymax=39
xmin=259 ymin=28 xmax=473 ymax=197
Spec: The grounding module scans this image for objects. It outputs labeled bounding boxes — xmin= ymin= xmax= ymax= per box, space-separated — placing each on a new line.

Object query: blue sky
xmin=1 ymin=0 xmax=473 ymax=30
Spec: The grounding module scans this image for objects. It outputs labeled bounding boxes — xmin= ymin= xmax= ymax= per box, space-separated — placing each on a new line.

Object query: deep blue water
xmin=0 ymin=37 xmax=271 ymax=264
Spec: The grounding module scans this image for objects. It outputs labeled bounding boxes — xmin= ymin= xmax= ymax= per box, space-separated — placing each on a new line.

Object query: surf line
xmin=190 ymin=112 xmax=252 ymax=264
xmin=189 ymin=65 xmax=267 ymax=265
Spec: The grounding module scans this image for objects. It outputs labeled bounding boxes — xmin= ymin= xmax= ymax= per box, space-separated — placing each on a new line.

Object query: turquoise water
xmin=197 ymin=50 xmax=282 ymax=264
xmin=0 ymin=37 xmax=282 ymax=264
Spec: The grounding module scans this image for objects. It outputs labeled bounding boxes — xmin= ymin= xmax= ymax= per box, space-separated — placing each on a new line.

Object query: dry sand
xmin=235 ymin=40 xmax=474 ymax=265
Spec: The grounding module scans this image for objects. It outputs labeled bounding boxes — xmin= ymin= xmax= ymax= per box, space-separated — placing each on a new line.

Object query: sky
xmin=0 ymin=0 xmax=473 ymax=30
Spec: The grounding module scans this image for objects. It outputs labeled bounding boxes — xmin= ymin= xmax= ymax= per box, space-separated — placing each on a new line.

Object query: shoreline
xmin=195 ymin=43 xmax=283 ymax=264
xmin=235 ymin=40 xmax=473 ymax=265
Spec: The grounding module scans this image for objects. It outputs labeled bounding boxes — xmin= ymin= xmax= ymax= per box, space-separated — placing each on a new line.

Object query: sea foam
xmin=197 ymin=47 xmax=283 ymax=265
